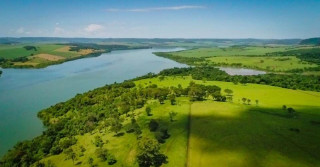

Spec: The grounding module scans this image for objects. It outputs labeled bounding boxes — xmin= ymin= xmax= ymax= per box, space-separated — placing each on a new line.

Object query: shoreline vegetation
xmin=0 ymin=43 xmax=151 ymax=69
xmin=153 ymin=45 xmax=320 ymax=74
xmin=1 ymin=66 xmax=320 ymax=166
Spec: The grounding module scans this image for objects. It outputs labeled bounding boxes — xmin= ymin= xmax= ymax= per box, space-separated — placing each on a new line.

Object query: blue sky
xmin=0 ymin=0 xmax=319 ymax=38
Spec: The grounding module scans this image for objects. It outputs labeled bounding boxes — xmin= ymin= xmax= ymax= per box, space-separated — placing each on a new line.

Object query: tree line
xmin=0 ymin=79 xmax=225 ymax=167
xmin=157 ymin=67 xmax=320 ymax=92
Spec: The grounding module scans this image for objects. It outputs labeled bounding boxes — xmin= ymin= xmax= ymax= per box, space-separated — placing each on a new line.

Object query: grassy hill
xmin=2 ymin=70 xmax=320 ymax=167
xmin=300 ymin=38 xmax=320 ymax=45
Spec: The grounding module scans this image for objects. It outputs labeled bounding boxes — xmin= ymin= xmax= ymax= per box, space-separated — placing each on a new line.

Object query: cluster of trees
xmin=154 ymin=52 xmax=206 ymax=65
xmin=282 ymin=105 xmax=296 ymax=117
xmin=1 ymin=78 xmax=225 ymax=166
xmin=158 ymin=67 xmax=320 ymax=92
xmin=270 ymin=48 xmax=320 ymax=65
xmin=188 ymin=81 xmax=226 ymax=101
xmin=23 ymin=45 xmax=37 ymax=51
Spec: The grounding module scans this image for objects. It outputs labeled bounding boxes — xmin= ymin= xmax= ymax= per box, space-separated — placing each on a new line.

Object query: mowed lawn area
xmin=136 ymin=76 xmax=320 ymax=167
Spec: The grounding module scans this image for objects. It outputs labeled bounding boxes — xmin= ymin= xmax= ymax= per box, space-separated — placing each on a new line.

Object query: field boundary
xmin=186 ymin=103 xmax=192 ymax=167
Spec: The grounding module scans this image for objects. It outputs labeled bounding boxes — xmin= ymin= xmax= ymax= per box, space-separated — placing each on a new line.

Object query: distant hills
xmin=1 ymin=37 xmax=319 ymax=46
xmin=0 ymin=37 xmax=302 ymax=45
xmin=300 ymin=38 xmax=320 ymax=45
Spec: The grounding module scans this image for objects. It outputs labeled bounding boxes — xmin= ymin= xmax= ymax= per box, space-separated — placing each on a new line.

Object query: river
xmin=0 ymin=48 xmax=187 ymax=156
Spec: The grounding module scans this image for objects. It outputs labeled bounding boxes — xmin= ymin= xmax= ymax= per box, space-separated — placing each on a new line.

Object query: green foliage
xmin=23 ymin=45 xmax=37 ymax=51
xmin=224 ymin=89 xmax=233 ymax=96
xmin=159 ymin=67 xmax=320 ymax=92
xmin=169 ymin=111 xmax=177 ymax=122
xmin=137 ymin=137 xmax=167 ymax=167
xmin=93 ymin=136 xmax=104 ymax=147
xmin=95 ymin=148 xmax=108 ymax=161
xmin=145 ymin=106 xmax=152 ymax=116
xmin=107 ymin=154 xmax=117 ymax=165
xmin=299 ymin=37 xmax=320 ymax=45
xmin=149 ymin=119 xmax=159 ymax=132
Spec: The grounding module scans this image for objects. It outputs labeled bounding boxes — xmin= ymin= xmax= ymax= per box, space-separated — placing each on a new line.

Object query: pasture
xmin=206 ymin=56 xmax=317 ymax=71
xmin=30 ymin=76 xmax=320 ymax=166
xmin=160 ymin=46 xmax=320 ymax=72
xmin=0 ymin=44 xmax=94 ymax=67
xmin=168 ymin=46 xmax=290 ymax=58
xmin=137 ymin=76 xmax=320 ymax=167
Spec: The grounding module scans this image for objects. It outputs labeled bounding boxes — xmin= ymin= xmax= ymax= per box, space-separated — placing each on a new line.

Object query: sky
xmin=0 ymin=0 xmax=319 ymax=39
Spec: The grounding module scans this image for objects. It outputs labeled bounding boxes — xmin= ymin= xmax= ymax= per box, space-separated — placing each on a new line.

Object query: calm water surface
xmin=0 ymin=48 xmax=187 ymax=156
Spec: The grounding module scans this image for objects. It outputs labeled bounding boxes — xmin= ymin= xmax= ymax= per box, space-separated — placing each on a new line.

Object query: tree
xmin=95 ymin=148 xmax=108 ymax=161
xmin=155 ymin=128 xmax=170 ymax=143
xmin=169 ymin=111 xmax=177 ymax=122
xmin=109 ymin=118 xmax=123 ymax=135
xmin=65 ymin=148 xmax=76 ymax=165
xmin=158 ymin=96 xmax=165 ymax=104
xmin=224 ymin=89 xmax=233 ymax=96
xmin=287 ymin=107 xmax=295 ymax=114
xmin=149 ymin=119 xmax=159 ymax=132
xmin=120 ymin=103 xmax=130 ymax=117
xmin=168 ymin=94 xmax=176 ymax=105
xmin=255 ymin=99 xmax=259 ymax=106
xmin=88 ymin=157 xmax=94 ymax=167
xmin=247 ymin=99 xmax=251 ymax=105
xmin=282 ymin=105 xmax=287 ymax=110
xmin=107 ymin=154 xmax=117 ymax=165
xmin=227 ymin=96 xmax=233 ymax=102
xmin=242 ymin=98 xmax=247 ymax=104
xmin=159 ymin=76 xmax=165 ymax=81
xmin=145 ymin=106 xmax=152 ymax=116
xmin=94 ymin=135 xmax=104 ymax=147
xmin=137 ymin=137 xmax=167 ymax=167
xmin=188 ymin=84 xmax=206 ymax=101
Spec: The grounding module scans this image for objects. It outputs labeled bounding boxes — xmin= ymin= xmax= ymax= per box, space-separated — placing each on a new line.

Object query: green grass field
xmin=169 ymin=46 xmax=291 ymax=58
xmin=0 ymin=44 xmax=36 ymax=59
xmin=29 ymin=76 xmax=320 ymax=166
xmin=137 ymin=76 xmax=320 ymax=167
xmin=38 ymin=96 xmax=190 ymax=167
xmin=0 ymin=44 xmax=79 ymax=59
xmin=206 ymin=56 xmax=317 ymax=71
xmin=0 ymin=44 xmax=96 ymax=68
xmin=161 ymin=46 xmax=320 ymax=72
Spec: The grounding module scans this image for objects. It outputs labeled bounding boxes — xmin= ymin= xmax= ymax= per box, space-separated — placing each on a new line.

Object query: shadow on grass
xmin=188 ymin=104 xmax=320 ymax=167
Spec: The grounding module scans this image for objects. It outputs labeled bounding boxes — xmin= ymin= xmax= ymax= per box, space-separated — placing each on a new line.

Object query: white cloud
xmin=106 ymin=5 xmax=205 ymax=12
xmin=84 ymin=24 xmax=104 ymax=33
xmin=16 ymin=27 xmax=25 ymax=34
xmin=54 ymin=27 xmax=64 ymax=34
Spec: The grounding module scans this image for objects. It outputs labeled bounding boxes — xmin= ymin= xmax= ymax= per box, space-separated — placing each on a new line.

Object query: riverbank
xmin=0 ymin=48 xmax=186 ymax=157
xmin=153 ymin=46 xmax=320 ymax=74
xmin=0 ymin=44 xmax=151 ymax=69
